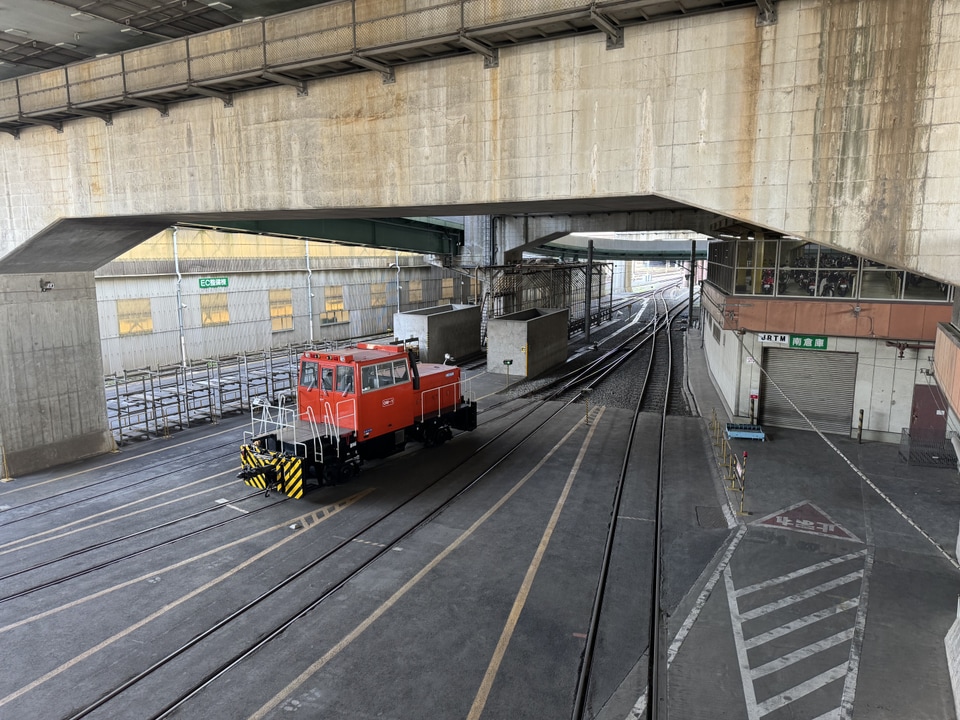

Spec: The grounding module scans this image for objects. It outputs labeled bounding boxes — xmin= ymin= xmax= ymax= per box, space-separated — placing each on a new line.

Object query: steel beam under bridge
xmin=506 ymin=232 xmax=710 ymax=262
xmin=185 ymin=217 xmax=464 ymax=256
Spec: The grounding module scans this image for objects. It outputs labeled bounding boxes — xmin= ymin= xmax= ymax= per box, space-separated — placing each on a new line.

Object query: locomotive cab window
xmin=361 ymin=360 xmax=405 ymax=392
xmin=376 ymin=363 xmax=395 ymax=388
xmin=321 ymin=367 xmax=334 ymax=391
xmin=393 ymin=359 xmax=409 ymax=384
xmin=300 ymin=361 xmax=318 ymax=389
xmin=337 ymin=365 xmax=355 ymax=394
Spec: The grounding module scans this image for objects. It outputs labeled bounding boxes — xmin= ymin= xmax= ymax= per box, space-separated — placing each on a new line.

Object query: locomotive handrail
xmin=417 ymin=377 xmax=472 ymax=421
xmin=336 ymin=398 xmax=357 ymax=435
xmin=318 ymin=402 xmax=337 ymax=440
xmin=304 ymin=406 xmax=325 ymax=465
xmin=245 ymin=394 xmax=299 ymax=442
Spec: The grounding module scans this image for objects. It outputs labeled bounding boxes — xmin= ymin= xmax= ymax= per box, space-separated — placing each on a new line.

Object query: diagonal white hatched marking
xmin=744 ymin=598 xmax=859 ymax=650
xmin=739 ymin=571 xmax=864 ymax=620
xmin=840 ymin=546 xmax=874 ymax=719
xmin=756 ymin=663 xmax=849 ymax=716
xmin=750 ymin=629 xmax=854 ymax=679
xmin=724 ymin=566 xmax=761 ymax=720
xmin=736 ymin=550 xmax=868 ymax=598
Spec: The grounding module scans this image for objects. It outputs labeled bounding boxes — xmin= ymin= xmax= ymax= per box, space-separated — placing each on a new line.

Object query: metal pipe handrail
xmin=0 ymin=0 xmax=729 ymax=128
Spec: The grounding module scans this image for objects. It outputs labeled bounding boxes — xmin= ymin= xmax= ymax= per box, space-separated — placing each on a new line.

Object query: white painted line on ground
xmin=743 ymin=599 xmax=859 ymax=650
xmin=248 ymin=412 xmax=606 ymax=720
xmin=756 ymin=663 xmax=848 ymax=716
xmin=840 ymin=546 xmax=874 ymax=719
xmin=0 ymin=424 xmax=240 ymax=497
xmin=2 ymin=476 xmax=238 ymax=556
xmin=626 ymin=688 xmax=647 ymax=719
xmin=467 ymin=411 xmax=605 ymax=720
xmin=216 ymin=498 xmax=249 ymax=514
xmin=667 ymin=524 xmax=748 ymax=664
xmin=735 ymin=550 xmax=867 ymax=598
xmin=724 ymin=566 xmax=761 ymax=720
xmin=733 ymin=332 xmax=960 ymax=572
xmin=739 ymin=570 xmax=864 ymax=621
xmin=750 ymin=628 xmax=854 ymax=679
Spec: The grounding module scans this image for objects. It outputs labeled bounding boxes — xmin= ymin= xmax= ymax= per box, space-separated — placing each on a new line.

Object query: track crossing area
xmin=2 ymin=312 xmax=958 ymax=719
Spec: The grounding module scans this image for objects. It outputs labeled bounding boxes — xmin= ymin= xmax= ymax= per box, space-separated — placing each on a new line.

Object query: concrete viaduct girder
xmin=0 ymin=216 xmax=463 ymax=274
xmin=0 ymin=0 xmax=958 ymax=475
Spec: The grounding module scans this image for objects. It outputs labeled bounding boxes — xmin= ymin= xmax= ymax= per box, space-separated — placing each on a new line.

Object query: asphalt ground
xmin=1 ymin=374 xmax=682 ymax=720
xmin=671 ymin=323 xmax=960 ymax=720
xmin=2 ymin=315 xmax=958 ymax=719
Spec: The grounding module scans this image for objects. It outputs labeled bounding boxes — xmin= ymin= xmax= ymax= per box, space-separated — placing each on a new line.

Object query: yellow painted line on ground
xmin=467 ymin=407 xmax=605 ymax=720
xmin=248 ymin=407 xmax=605 ymax=720
xmin=0 ymin=471 xmax=238 ymax=555
xmin=0 ymin=489 xmax=375 ymax=711
xmin=0 ymin=425 xmax=240 ymax=497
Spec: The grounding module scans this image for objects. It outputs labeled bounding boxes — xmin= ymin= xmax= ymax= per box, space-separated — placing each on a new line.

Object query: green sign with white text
xmin=790 ymin=334 xmax=828 ymax=350
xmin=199 ymin=277 xmax=229 ymax=289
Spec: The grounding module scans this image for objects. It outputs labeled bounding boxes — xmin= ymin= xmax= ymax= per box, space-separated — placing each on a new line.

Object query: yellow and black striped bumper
xmin=239 ymin=445 xmax=304 ymax=499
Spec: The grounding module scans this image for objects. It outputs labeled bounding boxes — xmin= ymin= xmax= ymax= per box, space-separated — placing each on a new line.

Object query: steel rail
xmin=65 ymin=375 xmax=591 ymax=719
xmin=570 ymin=292 xmax=669 ymax=718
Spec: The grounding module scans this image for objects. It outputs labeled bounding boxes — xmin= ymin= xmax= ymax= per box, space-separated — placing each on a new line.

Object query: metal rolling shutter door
xmin=760 ymin=348 xmax=858 ymax=435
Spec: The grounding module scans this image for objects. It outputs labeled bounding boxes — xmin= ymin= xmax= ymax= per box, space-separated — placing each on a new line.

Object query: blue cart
xmin=726 ymin=423 xmax=766 ymax=441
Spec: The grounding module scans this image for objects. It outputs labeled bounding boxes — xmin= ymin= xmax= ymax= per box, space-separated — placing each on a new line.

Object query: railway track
xmin=2 ymin=288 xmax=697 ymax=719
xmin=569 ymin=290 xmax=678 ymax=719
xmin=0 ymin=424 xmax=245 ymax=527
xmin=43 ymin=382 xmax=615 ymax=718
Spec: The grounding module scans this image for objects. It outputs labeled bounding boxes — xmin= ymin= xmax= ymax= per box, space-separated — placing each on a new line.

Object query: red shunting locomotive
xmin=238 ymin=342 xmax=478 ymax=498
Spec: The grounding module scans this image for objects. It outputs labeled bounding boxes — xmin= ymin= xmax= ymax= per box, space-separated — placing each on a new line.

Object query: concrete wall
xmin=393 ymin=304 xmax=481 ymax=364
xmin=1 ymin=2 xmax=959 ymax=285
xmin=702 ymin=312 xmax=740 ymax=419
xmin=0 ymin=273 xmax=114 ymax=475
xmin=487 ymin=308 xmax=569 ymax=378
xmin=705 ymin=321 xmax=931 ymax=440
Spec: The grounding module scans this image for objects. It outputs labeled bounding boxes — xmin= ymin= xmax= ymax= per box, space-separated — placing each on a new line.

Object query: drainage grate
xmin=899 ymin=429 xmax=958 ymax=468
xmin=696 ymin=505 xmax=728 ymax=529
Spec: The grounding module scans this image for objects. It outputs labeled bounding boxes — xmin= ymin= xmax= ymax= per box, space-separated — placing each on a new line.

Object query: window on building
xmin=117 ymin=298 xmax=153 ymax=336
xmin=270 ymin=289 xmax=293 ymax=332
xmin=371 ymin=283 xmax=387 ymax=308
xmin=322 ymin=285 xmax=349 ymax=324
xmin=441 ymin=278 xmax=454 ymax=304
xmin=408 ymin=279 xmax=423 ymax=304
xmin=201 ymin=292 xmax=229 ymax=327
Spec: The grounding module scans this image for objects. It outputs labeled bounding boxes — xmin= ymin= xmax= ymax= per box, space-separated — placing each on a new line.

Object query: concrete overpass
xmin=0 ymin=0 xmax=958 ymax=476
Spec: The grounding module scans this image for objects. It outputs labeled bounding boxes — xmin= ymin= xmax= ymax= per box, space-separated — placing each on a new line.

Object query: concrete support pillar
xmin=0 ymin=272 xmax=114 ymax=476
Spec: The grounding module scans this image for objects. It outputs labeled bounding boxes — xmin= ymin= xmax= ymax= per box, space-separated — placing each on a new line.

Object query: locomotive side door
xmin=332 ymin=364 xmax=357 ymax=431
xmin=358 ymin=359 xmax=412 ymax=438
xmin=298 ymin=359 xmax=321 ymax=416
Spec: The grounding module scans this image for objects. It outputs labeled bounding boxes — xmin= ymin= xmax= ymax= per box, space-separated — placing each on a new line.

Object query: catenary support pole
xmin=584 ymin=239 xmax=594 ymax=344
